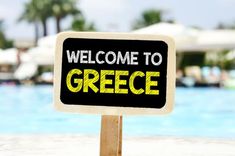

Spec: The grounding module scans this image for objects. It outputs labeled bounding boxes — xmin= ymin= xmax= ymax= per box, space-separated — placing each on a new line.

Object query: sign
xmin=54 ymin=32 xmax=175 ymax=115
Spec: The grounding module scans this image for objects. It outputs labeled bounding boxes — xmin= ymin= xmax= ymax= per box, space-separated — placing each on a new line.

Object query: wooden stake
xmin=100 ymin=115 xmax=122 ymax=156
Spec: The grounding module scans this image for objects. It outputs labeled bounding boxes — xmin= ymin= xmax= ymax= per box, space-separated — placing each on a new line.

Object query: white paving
xmin=0 ymin=135 xmax=234 ymax=156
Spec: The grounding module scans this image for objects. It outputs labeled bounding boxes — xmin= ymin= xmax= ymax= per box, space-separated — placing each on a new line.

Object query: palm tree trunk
xmin=56 ymin=16 xmax=61 ymax=33
xmin=34 ymin=22 xmax=39 ymax=45
xmin=42 ymin=20 xmax=48 ymax=36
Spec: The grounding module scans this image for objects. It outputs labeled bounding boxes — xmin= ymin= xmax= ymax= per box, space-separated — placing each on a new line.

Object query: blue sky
xmin=0 ymin=0 xmax=235 ymax=40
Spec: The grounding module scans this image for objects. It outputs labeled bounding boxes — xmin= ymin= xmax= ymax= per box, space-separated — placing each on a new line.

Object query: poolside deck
xmin=0 ymin=135 xmax=234 ymax=156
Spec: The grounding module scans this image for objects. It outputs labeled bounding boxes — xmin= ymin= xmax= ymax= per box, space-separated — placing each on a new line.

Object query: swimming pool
xmin=0 ymin=85 xmax=235 ymax=138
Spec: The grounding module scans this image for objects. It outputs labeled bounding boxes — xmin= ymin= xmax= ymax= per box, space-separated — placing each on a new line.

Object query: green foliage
xmin=71 ymin=15 xmax=96 ymax=31
xmin=216 ymin=22 xmax=235 ymax=29
xmin=19 ymin=0 xmax=81 ymax=36
xmin=51 ymin=0 xmax=79 ymax=18
xmin=19 ymin=0 xmax=52 ymax=36
xmin=19 ymin=0 xmax=51 ymax=23
xmin=50 ymin=0 xmax=80 ymax=32
xmin=205 ymin=50 xmax=235 ymax=70
xmin=132 ymin=9 xmax=164 ymax=30
xmin=179 ymin=53 xmax=206 ymax=69
xmin=0 ymin=21 xmax=13 ymax=49
xmin=179 ymin=51 xmax=235 ymax=70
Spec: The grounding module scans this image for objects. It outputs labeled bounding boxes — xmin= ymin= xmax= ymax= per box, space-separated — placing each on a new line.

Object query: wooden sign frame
xmin=54 ymin=32 xmax=175 ymax=115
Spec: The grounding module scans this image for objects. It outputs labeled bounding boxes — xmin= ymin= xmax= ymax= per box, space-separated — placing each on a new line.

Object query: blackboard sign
xmin=54 ymin=32 xmax=175 ymax=115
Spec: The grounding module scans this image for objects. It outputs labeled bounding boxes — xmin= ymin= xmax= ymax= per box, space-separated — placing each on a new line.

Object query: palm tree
xmin=50 ymin=0 xmax=80 ymax=33
xmin=19 ymin=0 xmax=51 ymax=39
xmin=71 ymin=15 xmax=96 ymax=31
xmin=132 ymin=9 xmax=165 ymax=30
xmin=33 ymin=0 xmax=51 ymax=36
xmin=19 ymin=1 xmax=40 ymax=44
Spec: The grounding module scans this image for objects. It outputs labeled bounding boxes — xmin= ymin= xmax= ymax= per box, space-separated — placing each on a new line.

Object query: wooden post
xmin=100 ymin=115 xmax=122 ymax=156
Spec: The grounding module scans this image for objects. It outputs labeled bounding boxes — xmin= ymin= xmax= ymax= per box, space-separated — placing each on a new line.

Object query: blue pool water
xmin=0 ymin=85 xmax=235 ymax=138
